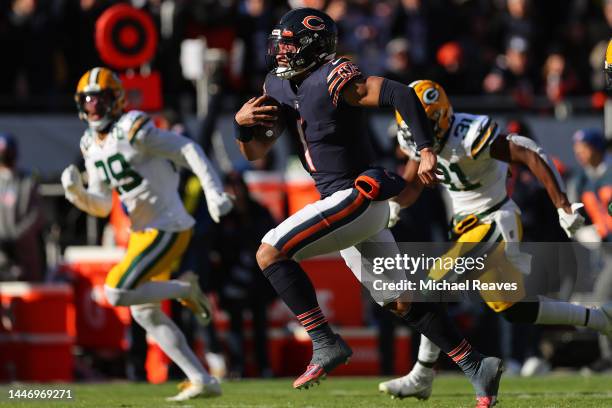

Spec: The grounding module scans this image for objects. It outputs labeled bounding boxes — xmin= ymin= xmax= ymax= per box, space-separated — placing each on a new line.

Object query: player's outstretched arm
xmin=61 ymin=163 xmax=112 ymax=218
xmin=138 ymin=126 xmax=233 ymax=222
xmin=490 ymin=134 xmax=585 ymax=237
xmin=234 ymin=95 xmax=279 ymax=161
xmin=490 ymin=134 xmax=569 ymax=210
xmin=395 ymin=159 xmax=425 ymax=208
xmin=342 ymin=76 xmax=438 ymax=187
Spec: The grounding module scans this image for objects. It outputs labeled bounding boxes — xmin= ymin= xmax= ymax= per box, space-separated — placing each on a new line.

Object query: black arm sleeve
xmin=378 ymin=78 xmax=433 ymax=151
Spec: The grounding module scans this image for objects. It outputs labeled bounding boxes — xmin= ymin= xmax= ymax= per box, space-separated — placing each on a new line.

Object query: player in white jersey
xmin=379 ymin=80 xmax=612 ymax=400
xmin=61 ymin=67 xmax=233 ymax=401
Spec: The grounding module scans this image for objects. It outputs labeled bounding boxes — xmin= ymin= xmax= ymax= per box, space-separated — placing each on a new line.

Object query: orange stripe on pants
xmin=281 ymin=193 xmax=366 ymax=255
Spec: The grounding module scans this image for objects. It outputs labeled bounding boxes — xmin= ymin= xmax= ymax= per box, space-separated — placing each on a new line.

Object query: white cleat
xmin=600 ymin=302 xmax=612 ymax=337
xmin=165 ymin=378 xmax=222 ymax=402
xmin=205 ymin=351 xmax=228 ymax=379
xmin=378 ymin=367 xmax=434 ymax=400
xmin=520 ymin=357 xmax=551 ymax=377
xmin=178 ymin=271 xmax=213 ymax=326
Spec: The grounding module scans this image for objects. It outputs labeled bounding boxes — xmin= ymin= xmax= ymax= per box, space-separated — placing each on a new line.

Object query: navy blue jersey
xmin=264 ymin=57 xmax=375 ymax=197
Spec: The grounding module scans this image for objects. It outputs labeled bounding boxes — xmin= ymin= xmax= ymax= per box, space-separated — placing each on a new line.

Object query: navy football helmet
xmin=267 ymin=8 xmax=337 ymax=79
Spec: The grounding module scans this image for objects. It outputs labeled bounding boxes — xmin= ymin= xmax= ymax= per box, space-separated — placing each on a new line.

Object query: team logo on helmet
xmin=396 ymin=80 xmax=453 ymax=155
xmin=268 ymin=8 xmax=337 ymax=79
xmin=423 ymin=88 xmax=440 ymax=104
xmin=302 ymin=16 xmax=325 ymax=31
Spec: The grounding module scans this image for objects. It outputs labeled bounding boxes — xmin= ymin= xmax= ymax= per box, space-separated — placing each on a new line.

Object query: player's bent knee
xmin=256 ymin=243 xmax=286 ymax=270
xmin=384 ymin=299 xmax=412 ymax=317
xmin=130 ymin=304 xmax=161 ymax=327
xmin=104 ymin=285 xmax=132 ymax=307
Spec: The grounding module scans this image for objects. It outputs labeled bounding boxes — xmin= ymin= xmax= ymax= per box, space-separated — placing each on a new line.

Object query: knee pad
xmin=104 ymin=285 xmax=131 ymax=307
xmin=499 ymin=302 xmax=538 ymax=324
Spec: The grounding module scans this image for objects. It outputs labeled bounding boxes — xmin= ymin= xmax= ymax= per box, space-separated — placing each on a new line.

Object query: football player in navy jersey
xmin=234 ymin=8 xmax=503 ymax=407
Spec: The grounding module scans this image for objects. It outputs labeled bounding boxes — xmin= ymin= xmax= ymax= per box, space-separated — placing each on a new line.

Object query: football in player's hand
xmin=252 ymin=96 xmax=286 ymax=141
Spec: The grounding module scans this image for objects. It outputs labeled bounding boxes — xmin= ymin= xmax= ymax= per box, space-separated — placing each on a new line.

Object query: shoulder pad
xmin=326 ymin=57 xmax=363 ymax=106
xmin=116 ymin=111 xmax=152 ymax=144
xmin=460 ymin=114 xmax=499 ymax=159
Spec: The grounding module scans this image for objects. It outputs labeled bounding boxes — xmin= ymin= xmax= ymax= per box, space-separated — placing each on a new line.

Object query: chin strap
xmin=274 ymin=59 xmax=321 ymax=79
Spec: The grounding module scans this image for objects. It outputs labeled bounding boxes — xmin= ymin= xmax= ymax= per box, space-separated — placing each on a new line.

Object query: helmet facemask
xmin=267 ymin=27 xmax=336 ymax=79
xmin=75 ymin=67 xmax=125 ymax=133
xmin=76 ymin=90 xmax=120 ymax=132
xmin=396 ymin=117 xmax=444 ymax=159
xmin=605 ymin=61 xmax=612 ymax=91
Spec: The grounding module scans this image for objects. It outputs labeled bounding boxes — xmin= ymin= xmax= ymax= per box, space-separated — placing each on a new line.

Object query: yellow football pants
xmin=105 ymin=228 xmax=192 ymax=290
xmin=429 ymin=213 xmax=525 ymax=312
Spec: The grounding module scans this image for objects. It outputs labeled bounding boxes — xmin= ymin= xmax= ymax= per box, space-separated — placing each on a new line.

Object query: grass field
xmin=1 ymin=375 xmax=611 ymax=408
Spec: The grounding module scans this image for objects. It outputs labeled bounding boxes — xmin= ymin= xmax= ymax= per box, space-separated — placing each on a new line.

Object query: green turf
xmin=1 ymin=375 xmax=611 ymax=408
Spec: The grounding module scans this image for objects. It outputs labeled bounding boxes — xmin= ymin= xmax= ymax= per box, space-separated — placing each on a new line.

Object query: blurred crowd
xmin=2 ymin=0 xmax=612 ymax=112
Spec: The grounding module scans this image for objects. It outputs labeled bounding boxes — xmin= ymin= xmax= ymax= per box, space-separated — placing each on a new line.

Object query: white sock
xmin=130 ymin=304 xmax=210 ymax=383
xmin=536 ymin=298 xmax=607 ymax=332
xmin=415 ymin=335 xmax=440 ymax=372
xmin=105 ymin=280 xmax=191 ymax=305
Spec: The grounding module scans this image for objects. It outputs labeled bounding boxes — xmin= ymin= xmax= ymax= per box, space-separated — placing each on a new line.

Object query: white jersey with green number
xmin=400 ymin=112 xmax=508 ymax=216
xmin=80 ymin=110 xmax=195 ymax=232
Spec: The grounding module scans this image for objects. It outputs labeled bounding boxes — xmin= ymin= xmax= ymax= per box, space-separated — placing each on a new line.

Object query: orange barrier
xmin=331 ymin=328 xmax=412 ymax=376
xmin=244 ymin=171 xmax=287 ymax=222
xmin=0 ymin=283 xmax=75 ymax=382
xmin=286 ymin=179 xmax=320 ymax=216
xmin=61 ymin=247 xmax=174 ymax=384
xmin=244 ymin=171 xmax=321 ymax=220
xmin=109 ymin=191 xmax=130 ymax=248
xmin=301 ymin=256 xmax=364 ymax=326
xmin=61 ymin=247 xmax=130 ymax=350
